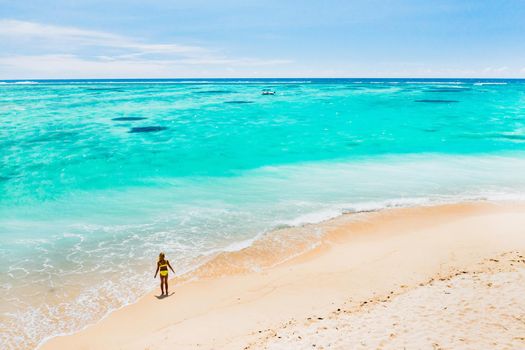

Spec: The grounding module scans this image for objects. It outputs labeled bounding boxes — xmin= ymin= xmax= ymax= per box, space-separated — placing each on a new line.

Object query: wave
xmin=0 ymin=79 xmax=517 ymax=87
xmin=176 ymin=80 xmax=313 ymax=84
xmin=0 ymin=80 xmax=313 ymax=86
xmin=473 ymin=82 xmax=508 ymax=86
xmin=405 ymin=81 xmax=464 ymax=85
xmin=0 ymin=81 xmax=39 ymax=85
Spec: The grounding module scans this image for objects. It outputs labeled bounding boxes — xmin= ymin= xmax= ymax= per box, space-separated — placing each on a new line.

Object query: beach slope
xmin=41 ymin=202 xmax=525 ymax=349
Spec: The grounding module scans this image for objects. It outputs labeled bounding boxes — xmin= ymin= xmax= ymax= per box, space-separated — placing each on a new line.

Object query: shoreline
xmin=40 ymin=201 xmax=525 ymax=349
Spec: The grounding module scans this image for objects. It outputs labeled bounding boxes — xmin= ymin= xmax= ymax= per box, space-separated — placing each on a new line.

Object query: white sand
xmin=253 ymin=252 xmax=525 ymax=349
xmin=40 ymin=202 xmax=525 ymax=350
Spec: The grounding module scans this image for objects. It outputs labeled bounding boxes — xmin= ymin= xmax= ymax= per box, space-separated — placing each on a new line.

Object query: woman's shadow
xmin=155 ymin=292 xmax=175 ymax=300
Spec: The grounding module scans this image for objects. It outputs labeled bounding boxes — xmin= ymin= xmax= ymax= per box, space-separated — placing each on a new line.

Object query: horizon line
xmin=2 ymin=77 xmax=525 ymax=81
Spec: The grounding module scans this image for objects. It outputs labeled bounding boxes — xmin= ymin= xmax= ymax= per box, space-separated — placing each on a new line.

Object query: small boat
xmin=261 ymin=89 xmax=275 ymax=95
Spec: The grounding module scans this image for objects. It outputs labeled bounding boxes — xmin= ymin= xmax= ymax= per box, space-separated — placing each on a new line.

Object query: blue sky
xmin=0 ymin=0 xmax=524 ymax=78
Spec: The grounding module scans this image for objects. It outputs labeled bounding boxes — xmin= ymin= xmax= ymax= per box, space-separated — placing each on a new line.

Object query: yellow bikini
xmin=159 ymin=262 xmax=169 ymax=277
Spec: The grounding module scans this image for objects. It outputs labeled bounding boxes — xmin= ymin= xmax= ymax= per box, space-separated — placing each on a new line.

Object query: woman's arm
xmin=154 ymin=262 xmax=159 ymax=278
xmin=167 ymin=260 xmax=175 ymax=273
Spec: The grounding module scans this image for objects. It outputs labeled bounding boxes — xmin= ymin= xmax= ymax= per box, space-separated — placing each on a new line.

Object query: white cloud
xmin=2 ymin=20 xmax=520 ymax=79
xmin=0 ymin=19 xmax=292 ymax=78
xmin=0 ymin=54 xmax=294 ymax=79
xmin=0 ymin=55 xmax=169 ymax=78
xmin=0 ymin=19 xmax=202 ymax=55
xmin=483 ymin=66 xmax=510 ymax=74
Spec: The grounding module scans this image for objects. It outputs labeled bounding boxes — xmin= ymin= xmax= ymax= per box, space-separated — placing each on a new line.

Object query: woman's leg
xmin=160 ymin=276 xmax=165 ymax=295
xmin=164 ymin=276 xmax=169 ymax=295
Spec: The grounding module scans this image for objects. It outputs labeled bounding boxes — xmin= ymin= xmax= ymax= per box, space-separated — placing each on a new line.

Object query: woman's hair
xmin=158 ymin=252 xmax=165 ymax=261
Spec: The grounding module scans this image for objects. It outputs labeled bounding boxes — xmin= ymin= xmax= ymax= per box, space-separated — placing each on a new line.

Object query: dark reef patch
xmin=224 ymin=100 xmax=254 ymax=104
xmin=498 ymin=133 xmax=525 ymax=141
xmin=112 ymin=117 xmax=148 ymax=121
xmin=461 ymin=132 xmax=525 ymax=141
xmin=415 ymin=99 xmax=459 ymax=103
xmin=128 ymin=126 xmax=168 ymax=133
xmin=27 ymin=131 xmax=78 ymax=143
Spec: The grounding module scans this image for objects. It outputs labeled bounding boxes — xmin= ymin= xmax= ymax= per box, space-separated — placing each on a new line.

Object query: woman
xmin=154 ymin=252 xmax=175 ymax=296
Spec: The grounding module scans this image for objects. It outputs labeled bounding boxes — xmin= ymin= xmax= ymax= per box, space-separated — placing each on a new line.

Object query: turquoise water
xmin=1 ymin=78 xmax=525 ymax=348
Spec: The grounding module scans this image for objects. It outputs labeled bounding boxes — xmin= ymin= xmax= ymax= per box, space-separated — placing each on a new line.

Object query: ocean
xmin=1 ymin=78 xmax=525 ymax=349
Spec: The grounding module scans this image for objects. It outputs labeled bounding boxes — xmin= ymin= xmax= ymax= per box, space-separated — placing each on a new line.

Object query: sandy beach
xmin=3 ymin=3 xmax=525 ymax=349
xmin=40 ymin=201 xmax=525 ymax=350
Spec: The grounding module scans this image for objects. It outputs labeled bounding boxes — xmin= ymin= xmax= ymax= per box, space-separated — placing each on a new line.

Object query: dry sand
xmin=40 ymin=202 xmax=525 ymax=350
xmin=253 ymin=253 xmax=525 ymax=349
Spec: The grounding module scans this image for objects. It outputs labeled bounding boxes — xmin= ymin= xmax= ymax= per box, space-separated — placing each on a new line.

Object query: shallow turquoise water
xmin=1 ymin=79 xmax=525 ymax=348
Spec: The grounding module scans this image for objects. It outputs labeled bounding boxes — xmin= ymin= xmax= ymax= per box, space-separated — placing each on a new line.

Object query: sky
xmin=0 ymin=0 xmax=524 ymax=79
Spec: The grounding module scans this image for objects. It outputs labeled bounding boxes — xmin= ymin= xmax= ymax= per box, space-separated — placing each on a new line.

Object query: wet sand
xmin=40 ymin=202 xmax=525 ymax=349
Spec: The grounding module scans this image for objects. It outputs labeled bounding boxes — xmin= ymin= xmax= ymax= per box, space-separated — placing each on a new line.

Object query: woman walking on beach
xmin=154 ymin=252 xmax=175 ymax=296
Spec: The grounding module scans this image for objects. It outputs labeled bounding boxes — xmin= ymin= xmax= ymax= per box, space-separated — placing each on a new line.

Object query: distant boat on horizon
xmin=261 ymin=89 xmax=275 ymax=95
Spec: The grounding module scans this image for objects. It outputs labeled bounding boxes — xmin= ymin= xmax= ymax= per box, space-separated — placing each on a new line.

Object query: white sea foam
xmin=474 ymin=82 xmax=508 ymax=86
xmin=405 ymin=81 xmax=464 ymax=84
xmin=176 ymin=80 xmax=312 ymax=84
xmin=277 ymin=194 xmax=525 ymax=230
xmin=0 ymin=80 xmax=312 ymax=86
xmin=0 ymin=81 xmax=39 ymax=85
xmin=279 ymin=208 xmax=343 ymax=227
